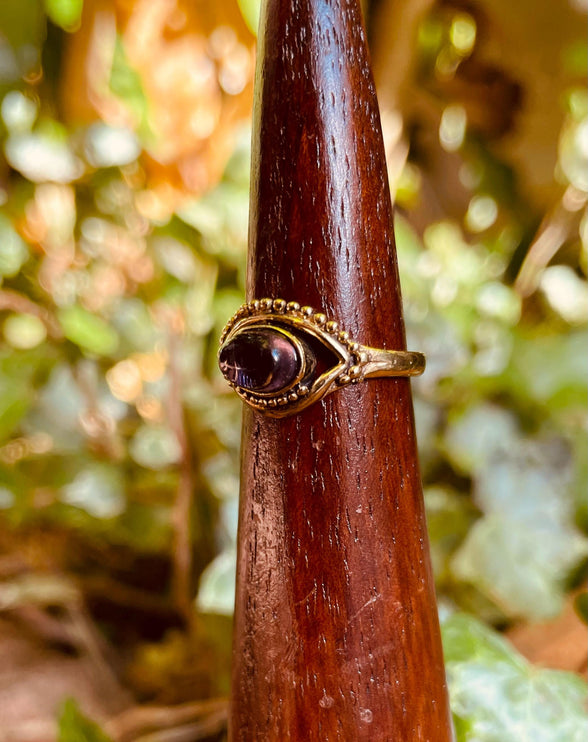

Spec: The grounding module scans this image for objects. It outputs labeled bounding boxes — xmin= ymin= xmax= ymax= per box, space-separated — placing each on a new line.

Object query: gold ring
xmin=218 ymin=299 xmax=425 ymax=417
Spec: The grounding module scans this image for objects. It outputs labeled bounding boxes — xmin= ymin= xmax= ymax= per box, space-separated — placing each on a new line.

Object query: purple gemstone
xmin=219 ymin=328 xmax=301 ymax=393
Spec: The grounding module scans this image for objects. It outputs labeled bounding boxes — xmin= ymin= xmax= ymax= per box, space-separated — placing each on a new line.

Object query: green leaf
xmin=129 ymin=425 xmax=182 ymax=470
xmin=237 ymin=0 xmax=261 ymax=35
xmin=196 ymin=549 xmax=236 ymax=616
xmin=111 ymin=298 xmax=159 ymax=353
xmin=451 ymin=437 xmax=588 ymax=620
xmin=442 ymin=612 xmax=523 ymax=667
xmin=508 ymin=330 xmax=588 ymax=406
xmin=0 ymin=377 xmax=31 ymax=443
xmin=152 ymin=235 xmax=199 ymax=283
xmin=442 ymin=614 xmax=588 ymax=742
xmin=57 ymin=698 xmax=112 ymax=742
xmin=44 ymin=0 xmax=83 ymax=31
xmin=31 ymin=363 xmax=85 ymax=450
xmin=177 ymin=183 xmax=249 ymax=265
xmin=444 ymin=403 xmax=520 ymax=476
xmin=61 ymin=464 xmax=125 ymax=519
xmin=474 ymin=439 xmax=577 ymax=522
xmin=58 ymin=306 xmax=119 ymax=356
xmin=451 ymin=515 xmax=587 ymax=620
xmin=0 ymin=215 xmax=29 ymax=277
xmin=109 ymin=37 xmax=149 ymax=135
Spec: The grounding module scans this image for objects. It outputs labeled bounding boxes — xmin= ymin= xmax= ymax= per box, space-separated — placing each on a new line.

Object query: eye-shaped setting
xmin=219 ymin=327 xmax=305 ymax=394
xmin=218 ymin=299 xmax=426 ymax=417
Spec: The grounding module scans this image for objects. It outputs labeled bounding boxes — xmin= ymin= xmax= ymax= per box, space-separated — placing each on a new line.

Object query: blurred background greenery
xmin=0 ymin=1 xmax=586 ymax=740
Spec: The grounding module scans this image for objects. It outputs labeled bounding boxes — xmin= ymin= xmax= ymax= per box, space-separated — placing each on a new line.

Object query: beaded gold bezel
xmin=218 ymin=298 xmax=425 ymax=418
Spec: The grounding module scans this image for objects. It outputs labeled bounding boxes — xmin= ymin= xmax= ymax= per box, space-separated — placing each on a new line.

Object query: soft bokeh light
xmin=466 ymin=195 xmax=499 ymax=232
xmin=450 ymin=13 xmax=477 ymax=56
xmin=440 ymin=104 xmax=467 ymax=151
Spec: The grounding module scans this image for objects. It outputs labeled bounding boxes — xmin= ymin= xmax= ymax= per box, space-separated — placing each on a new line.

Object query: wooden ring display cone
xmin=229 ymin=1 xmax=453 ymax=739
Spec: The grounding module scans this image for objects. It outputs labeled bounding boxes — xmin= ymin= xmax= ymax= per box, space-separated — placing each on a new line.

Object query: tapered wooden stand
xmin=230 ymin=1 xmax=453 ymax=739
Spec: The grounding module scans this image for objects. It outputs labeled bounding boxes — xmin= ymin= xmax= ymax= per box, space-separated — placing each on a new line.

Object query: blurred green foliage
xmin=0 ymin=0 xmax=587 ymax=739
xmin=442 ymin=613 xmax=587 ymax=742
xmin=58 ymin=699 xmax=113 ymax=742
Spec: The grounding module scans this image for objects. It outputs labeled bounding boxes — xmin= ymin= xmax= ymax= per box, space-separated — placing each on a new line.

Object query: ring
xmin=218 ymin=298 xmax=425 ymax=417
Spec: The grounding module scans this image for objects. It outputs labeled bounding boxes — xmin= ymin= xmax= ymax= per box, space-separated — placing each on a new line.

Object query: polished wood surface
xmin=230 ymin=0 xmax=453 ymax=739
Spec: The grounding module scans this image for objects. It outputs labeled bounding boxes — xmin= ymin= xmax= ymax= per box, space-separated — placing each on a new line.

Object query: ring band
xmin=218 ymin=298 xmax=425 ymax=417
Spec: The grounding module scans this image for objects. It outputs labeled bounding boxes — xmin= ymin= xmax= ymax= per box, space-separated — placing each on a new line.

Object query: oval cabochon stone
xmin=219 ymin=327 xmax=301 ymax=393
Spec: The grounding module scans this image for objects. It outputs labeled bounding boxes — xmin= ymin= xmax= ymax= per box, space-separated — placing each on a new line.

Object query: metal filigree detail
xmin=218 ymin=298 xmax=425 ymax=417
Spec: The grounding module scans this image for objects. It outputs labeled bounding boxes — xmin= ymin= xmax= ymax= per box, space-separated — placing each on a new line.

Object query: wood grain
xmin=230 ymin=1 xmax=453 ymax=739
